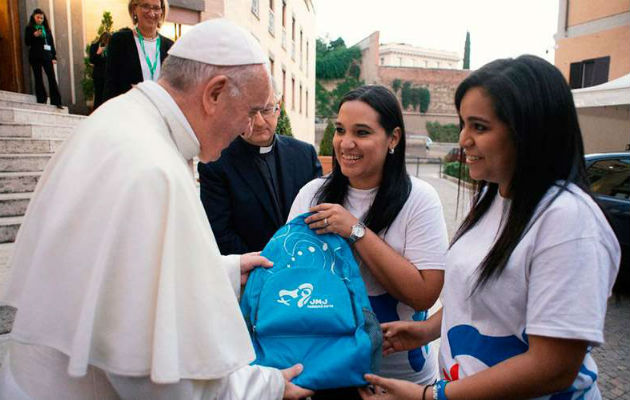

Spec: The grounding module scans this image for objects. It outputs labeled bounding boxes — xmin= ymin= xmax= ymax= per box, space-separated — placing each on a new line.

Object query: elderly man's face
xmin=243 ymin=91 xmax=280 ymax=147
xmin=201 ymin=65 xmax=270 ymax=162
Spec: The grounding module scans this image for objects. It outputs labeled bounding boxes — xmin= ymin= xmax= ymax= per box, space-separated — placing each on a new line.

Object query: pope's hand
xmin=239 ymin=252 xmax=273 ymax=286
xmin=358 ymin=374 xmax=425 ymax=400
xmin=281 ymin=364 xmax=314 ymax=399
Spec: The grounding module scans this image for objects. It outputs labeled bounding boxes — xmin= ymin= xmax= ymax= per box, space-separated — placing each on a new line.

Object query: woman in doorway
xmin=102 ymin=0 xmax=173 ymax=102
xmin=89 ymin=31 xmax=111 ymax=110
xmin=288 ymin=85 xmax=449 ymax=399
xmin=359 ymin=55 xmax=620 ymax=400
xmin=24 ymin=8 xmax=63 ymax=109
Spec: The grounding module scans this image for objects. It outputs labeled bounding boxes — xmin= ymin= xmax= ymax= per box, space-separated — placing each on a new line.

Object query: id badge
xmin=43 ymin=44 xmax=51 ymax=51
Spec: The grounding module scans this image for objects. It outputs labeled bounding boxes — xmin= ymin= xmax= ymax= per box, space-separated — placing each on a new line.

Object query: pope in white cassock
xmin=0 ymin=19 xmax=313 ymax=400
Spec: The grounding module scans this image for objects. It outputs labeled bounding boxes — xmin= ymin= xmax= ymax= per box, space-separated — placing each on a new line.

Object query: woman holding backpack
xmin=358 ymin=56 xmax=620 ymax=400
xmin=288 ymin=85 xmax=449 ymax=399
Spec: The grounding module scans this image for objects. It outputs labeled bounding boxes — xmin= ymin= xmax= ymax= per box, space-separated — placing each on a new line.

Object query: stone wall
xmin=378 ymin=67 xmax=470 ymax=114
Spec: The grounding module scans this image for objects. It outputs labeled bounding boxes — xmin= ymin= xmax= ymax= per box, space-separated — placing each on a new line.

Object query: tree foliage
xmin=391 ymin=79 xmax=402 ymax=94
xmin=426 ymin=121 xmax=460 ymax=142
xmin=463 ymin=31 xmax=471 ymax=70
xmin=399 ymin=81 xmax=430 ymax=113
xmin=319 ymin=120 xmax=335 ymax=156
xmin=316 ymin=37 xmax=362 ymax=80
xmin=276 ymin=103 xmax=293 ymax=137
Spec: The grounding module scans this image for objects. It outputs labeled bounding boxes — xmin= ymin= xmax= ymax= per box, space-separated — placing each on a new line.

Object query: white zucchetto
xmin=168 ymin=18 xmax=267 ymax=66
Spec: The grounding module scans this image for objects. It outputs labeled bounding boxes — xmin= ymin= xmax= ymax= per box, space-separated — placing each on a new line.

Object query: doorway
xmin=0 ymin=0 xmax=24 ymax=92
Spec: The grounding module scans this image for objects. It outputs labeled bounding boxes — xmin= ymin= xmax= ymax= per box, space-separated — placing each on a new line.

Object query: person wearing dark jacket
xmin=102 ymin=0 xmax=173 ymax=102
xmin=89 ymin=32 xmax=111 ymax=110
xmin=198 ymin=86 xmax=322 ymax=255
xmin=24 ymin=9 xmax=62 ymax=108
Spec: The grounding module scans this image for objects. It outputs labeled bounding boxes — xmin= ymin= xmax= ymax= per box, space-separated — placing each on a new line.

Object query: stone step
xmin=0 ymin=99 xmax=68 ymax=114
xmin=0 ymin=107 xmax=85 ymax=126
xmin=0 ymin=216 xmax=22 ymax=243
xmin=0 ymin=123 xmax=76 ymax=139
xmin=0 ymin=138 xmax=63 ymax=154
xmin=0 ymin=90 xmax=36 ymax=104
xmin=0 ymin=154 xmax=51 ymax=172
xmin=0 ymin=193 xmax=31 ymax=218
xmin=0 ymin=172 xmax=41 ymax=194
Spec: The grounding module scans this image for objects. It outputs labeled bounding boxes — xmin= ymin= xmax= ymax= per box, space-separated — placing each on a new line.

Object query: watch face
xmin=352 ymin=223 xmax=365 ymax=238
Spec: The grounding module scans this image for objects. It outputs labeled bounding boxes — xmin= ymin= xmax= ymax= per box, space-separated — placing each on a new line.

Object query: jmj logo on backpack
xmin=276 ymin=283 xmax=333 ymax=309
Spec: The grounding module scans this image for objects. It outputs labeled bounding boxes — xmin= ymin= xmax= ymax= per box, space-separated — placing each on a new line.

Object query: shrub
xmin=319 ymin=120 xmax=335 ymax=156
xmin=426 ymin=121 xmax=460 ymax=142
xmin=276 ymin=104 xmax=293 ymax=137
xmin=443 ymin=161 xmax=472 ymax=182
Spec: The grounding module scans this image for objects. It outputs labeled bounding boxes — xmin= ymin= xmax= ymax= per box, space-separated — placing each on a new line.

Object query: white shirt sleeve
xmin=107 ymin=365 xmax=284 ymax=400
xmin=287 ymin=179 xmax=322 ymax=222
xmin=222 ymin=254 xmax=242 ymax=298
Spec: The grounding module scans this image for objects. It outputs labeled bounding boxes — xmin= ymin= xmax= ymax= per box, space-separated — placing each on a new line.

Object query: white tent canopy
xmin=572 ymin=73 xmax=630 ymax=108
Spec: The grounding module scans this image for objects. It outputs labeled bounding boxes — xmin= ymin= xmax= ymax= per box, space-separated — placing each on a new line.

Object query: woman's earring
xmin=389 ymin=147 xmax=395 ymax=154
xmin=133 ymin=14 xmax=138 ymax=23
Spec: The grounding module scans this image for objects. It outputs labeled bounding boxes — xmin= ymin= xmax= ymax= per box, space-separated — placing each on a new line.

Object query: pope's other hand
xmin=239 ymin=252 xmax=273 ymax=286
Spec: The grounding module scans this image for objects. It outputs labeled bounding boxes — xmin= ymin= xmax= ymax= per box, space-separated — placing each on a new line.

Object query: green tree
xmin=463 ymin=31 xmax=471 ymax=70
xmin=276 ymin=104 xmax=293 ymax=137
xmin=319 ymin=120 xmax=335 ymax=156
xmin=401 ymin=81 xmax=412 ymax=110
xmin=419 ymin=87 xmax=430 ymax=113
xmin=391 ymin=79 xmax=402 ymax=94
xmin=315 ymin=37 xmax=361 ymax=80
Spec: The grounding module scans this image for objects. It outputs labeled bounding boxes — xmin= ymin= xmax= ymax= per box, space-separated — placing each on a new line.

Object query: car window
xmin=586 ymin=158 xmax=630 ymax=200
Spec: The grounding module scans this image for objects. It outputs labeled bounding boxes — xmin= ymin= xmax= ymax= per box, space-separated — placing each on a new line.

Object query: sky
xmin=314 ymin=0 xmax=560 ymax=70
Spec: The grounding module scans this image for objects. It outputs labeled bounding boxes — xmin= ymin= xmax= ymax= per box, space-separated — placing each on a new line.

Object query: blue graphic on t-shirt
xmin=369 ymin=293 xmax=429 ymax=372
xmin=447 ymin=325 xmax=528 ymax=367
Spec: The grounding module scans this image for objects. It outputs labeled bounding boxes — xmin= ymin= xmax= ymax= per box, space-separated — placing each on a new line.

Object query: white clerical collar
xmin=258 ymin=136 xmax=276 ymax=154
xmin=135 ymin=81 xmax=200 ymax=161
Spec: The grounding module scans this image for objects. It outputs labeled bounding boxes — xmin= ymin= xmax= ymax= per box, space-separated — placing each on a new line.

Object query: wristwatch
xmin=348 ymin=222 xmax=366 ymax=244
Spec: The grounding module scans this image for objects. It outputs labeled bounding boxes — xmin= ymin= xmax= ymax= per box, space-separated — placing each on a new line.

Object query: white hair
xmin=160 ymin=55 xmax=267 ymax=97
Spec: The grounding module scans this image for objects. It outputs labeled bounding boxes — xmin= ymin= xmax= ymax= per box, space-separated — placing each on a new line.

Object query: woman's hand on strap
xmin=306 ymin=203 xmax=358 ymax=238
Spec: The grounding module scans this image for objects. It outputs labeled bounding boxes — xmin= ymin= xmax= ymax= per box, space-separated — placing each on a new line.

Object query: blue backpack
xmin=240 ymin=213 xmax=382 ymax=390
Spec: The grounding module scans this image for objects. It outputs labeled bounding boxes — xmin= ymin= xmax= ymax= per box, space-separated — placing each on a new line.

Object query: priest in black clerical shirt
xmin=198 ymin=85 xmax=322 ymax=255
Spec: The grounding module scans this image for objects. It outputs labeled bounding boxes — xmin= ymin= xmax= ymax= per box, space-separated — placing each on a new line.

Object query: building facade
xmin=379 ymin=42 xmax=460 ymax=70
xmin=555 ymin=0 xmax=630 ymax=89
xmin=0 ymin=0 xmax=315 ymax=144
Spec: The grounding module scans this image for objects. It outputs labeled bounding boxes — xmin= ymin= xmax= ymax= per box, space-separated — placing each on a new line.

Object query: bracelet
xmin=434 ymin=380 xmax=449 ymax=400
xmin=422 ymin=383 xmax=433 ymax=400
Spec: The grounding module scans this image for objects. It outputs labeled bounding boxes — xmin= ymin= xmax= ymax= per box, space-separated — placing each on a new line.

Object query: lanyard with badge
xmin=136 ymin=27 xmax=161 ymax=80
xmin=34 ymin=24 xmax=52 ymax=52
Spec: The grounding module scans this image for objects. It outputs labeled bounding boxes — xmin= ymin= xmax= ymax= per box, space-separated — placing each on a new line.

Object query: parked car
xmin=443 ymin=147 xmax=464 ymax=163
xmin=585 ymin=152 xmax=630 ymax=295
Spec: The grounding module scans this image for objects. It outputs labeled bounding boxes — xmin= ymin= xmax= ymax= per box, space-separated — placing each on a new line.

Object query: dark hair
xmin=28 ymin=9 xmax=51 ymax=32
xmin=452 ymin=55 xmax=589 ymax=291
xmin=315 ymin=85 xmax=411 ymax=234
xmin=96 ymin=31 xmax=112 ymax=46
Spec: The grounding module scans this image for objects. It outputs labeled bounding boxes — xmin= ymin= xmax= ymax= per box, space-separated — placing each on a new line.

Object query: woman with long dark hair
xmin=89 ymin=31 xmax=111 ymax=109
xmin=288 ymin=85 xmax=449 ymax=398
xmin=24 ymin=8 xmax=63 ymax=108
xmin=359 ymin=55 xmax=620 ymax=400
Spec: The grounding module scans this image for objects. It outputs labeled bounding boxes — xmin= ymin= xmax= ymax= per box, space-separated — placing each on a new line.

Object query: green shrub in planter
xmin=444 ymin=161 xmax=473 ymax=183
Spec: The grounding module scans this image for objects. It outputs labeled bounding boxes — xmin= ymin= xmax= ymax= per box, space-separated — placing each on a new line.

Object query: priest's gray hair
xmin=160 ymin=55 xmax=265 ymax=97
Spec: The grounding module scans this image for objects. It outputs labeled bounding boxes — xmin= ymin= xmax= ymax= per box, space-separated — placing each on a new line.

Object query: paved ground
xmin=410 ymin=162 xmax=630 ymax=400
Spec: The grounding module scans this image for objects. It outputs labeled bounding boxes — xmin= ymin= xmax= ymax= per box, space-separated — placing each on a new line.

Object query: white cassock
xmin=0 ymin=81 xmax=284 ymax=399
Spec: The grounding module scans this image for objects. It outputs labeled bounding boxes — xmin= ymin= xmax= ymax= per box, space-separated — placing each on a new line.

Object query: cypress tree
xmin=463 ymin=31 xmax=471 ymax=70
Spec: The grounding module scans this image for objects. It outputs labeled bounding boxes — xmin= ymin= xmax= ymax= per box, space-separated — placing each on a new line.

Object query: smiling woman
xmin=102 ymin=0 xmax=174 ymax=102
xmin=288 ymin=85 xmax=449 ymax=398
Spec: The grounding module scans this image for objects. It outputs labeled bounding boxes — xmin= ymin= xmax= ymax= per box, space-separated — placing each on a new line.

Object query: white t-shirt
xmin=288 ymin=176 xmax=449 ymax=384
xmin=133 ymin=33 xmax=161 ymax=82
xmin=440 ymin=183 xmax=620 ymax=399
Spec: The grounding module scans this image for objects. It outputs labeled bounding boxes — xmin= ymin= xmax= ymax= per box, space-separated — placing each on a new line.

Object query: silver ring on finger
xmin=324 ymin=217 xmax=328 ymax=227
